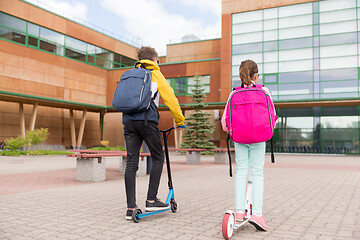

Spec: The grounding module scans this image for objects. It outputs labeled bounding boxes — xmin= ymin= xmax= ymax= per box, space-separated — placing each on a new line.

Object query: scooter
xmin=222 ymin=176 xmax=252 ymax=239
xmin=131 ymin=125 xmax=186 ymax=223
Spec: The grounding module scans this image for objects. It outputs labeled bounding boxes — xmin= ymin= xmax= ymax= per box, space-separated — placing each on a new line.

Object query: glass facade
xmin=167 ymin=75 xmax=210 ymax=96
xmin=0 ymin=12 xmax=137 ymax=69
xmin=231 ymin=0 xmax=360 ymax=153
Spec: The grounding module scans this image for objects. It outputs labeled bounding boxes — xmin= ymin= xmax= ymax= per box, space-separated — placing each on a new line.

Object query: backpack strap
xmin=270 ymin=137 xmax=275 ymax=163
xmin=135 ymin=61 xmax=147 ymax=69
xmin=226 ymin=134 xmax=232 ymax=177
xmin=240 ymin=82 xmax=257 ymax=88
xmin=144 ymin=91 xmax=159 ymax=126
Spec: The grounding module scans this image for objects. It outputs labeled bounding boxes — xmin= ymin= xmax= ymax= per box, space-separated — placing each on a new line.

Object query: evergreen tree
xmin=181 ymin=76 xmax=215 ymax=154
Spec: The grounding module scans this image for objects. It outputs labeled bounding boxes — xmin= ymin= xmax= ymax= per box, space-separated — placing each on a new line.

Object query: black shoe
xmin=145 ymin=199 xmax=170 ymax=212
xmin=126 ymin=209 xmax=133 ymax=220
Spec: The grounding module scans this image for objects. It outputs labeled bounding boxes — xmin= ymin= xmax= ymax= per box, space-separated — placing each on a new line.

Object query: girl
xmin=221 ymin=59 xmax=276 ymax=231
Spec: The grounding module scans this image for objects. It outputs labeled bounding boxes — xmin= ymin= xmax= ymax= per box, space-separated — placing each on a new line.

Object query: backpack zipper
xmin=139 ymin=69 xmax=148 ymax=102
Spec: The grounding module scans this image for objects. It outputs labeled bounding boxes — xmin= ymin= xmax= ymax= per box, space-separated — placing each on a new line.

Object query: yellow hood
xmin=137 ymin=59 xmax=160 ymax=71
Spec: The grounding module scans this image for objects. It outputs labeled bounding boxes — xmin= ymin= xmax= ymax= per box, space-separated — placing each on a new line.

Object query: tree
xmin=180 ymin=76 xmax=215 ymax=154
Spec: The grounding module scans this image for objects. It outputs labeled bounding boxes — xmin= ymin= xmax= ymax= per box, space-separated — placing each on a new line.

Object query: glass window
xmin=320 ymin=56 xmax=357 ymax=70
xmin=232 ymin=21 xmax=262 ymax=34
xmin=320 ymin=21 xmax=356 ymax=35
xmin=232 ymin=32 xmax=262 ymax=44
xmin=279 ymin=15 xmax=312 ymax=28
xmin=277 ymin=108 xmax=313 ymax=117
xmin=264 ymin=74 xmax=278 ymax=84
xmin=278 ymin=83 xmax=313 ymax=95
xmin=232 ymin=53 xmax=262 ymax=65
xmin=264 ymin=41 xmax=278 ymax=51
xmin=319 ymin=8 xmax=356 ymax=24
xmin=264 ymin=19 xmax=277 ymax=30
xmin=279 ymin=59 xmax=313 ymax=72
xmin=232 ymin=65 xmax=239 ymax=75
xmin=320 ymin=32 xmax=356 ymax=46
xmin=279 ymin=3 xmax=312 ymax=17
xmin=0 ymin=26 xmax=25 ymax=44
xmin=279 ymin=26 xmax=312 ymax=40
xmin=264 ymin=8 xmax=277 ymax=19
xmin=264 ymin=51 xmax=278 ymax=63
xmin=232 ymin=10 xmax=262 ymax=24
xmin=121 ymin=55 xmax=136 ymax=67
xmin=320 ymin=68 xmax=358 ymax=81
xmin=321 ymin=116 xmax=358 ymax=129
xmin=279 ymin=48 xmax=312 ymax=61
xmin=320 ymin=44 xmax=357 ymax=58
xmin=322 ymin=106 xmax=358 ymax=116
xmin=232 ymin=42 xmax=262 ymax=55
xmin=279 ymin=71 xmax=313 ymax=83
xmin=168 ymin=75 xmax=210 ymax=96
xmin=264 ymin=62 xmax=278 ymax=73
xmin=321 ymin=80 xmax=358 ymax=93
xmin=87 ymin=43 xmax=97 ymax=54
xmin=266 ymin=84 xmax=278 ymax=95
xmin=319 ymin=0 xmax=356 ymax=12
xmin=232 ymin=79 xmax=242 ymax=88
xmin=27 ymin=23 xmax=39 ymax=36
xmin=279 ymin=37 xmax=312 ymax=50
xmin=66 ymin=36 xmax=86 ymax=53
xmin=0 ymin=12 xmax=26 ymax=32
xmin=65 ymin=48 xmax=86 ymax=61
xmin=264 ymin=30 xmax=277 ymax=41
xmin=28 ymin=35 xmax=38 ymax=48
xmin=39 ymin=39 xmax=62 ymax=54
xmin=321 ymin=92 xmax=358 ymax=99
xmin=286 ymin=116 xmax=313 ymax=128
xmin=40 ymin=27 xmax=64 ymax=45
xmin=188 ymin=75 xmax=210 ymax=85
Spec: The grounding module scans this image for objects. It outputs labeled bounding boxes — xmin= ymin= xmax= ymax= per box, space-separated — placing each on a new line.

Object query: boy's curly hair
xmin=137 ymin=46 xmax=158 ymax=61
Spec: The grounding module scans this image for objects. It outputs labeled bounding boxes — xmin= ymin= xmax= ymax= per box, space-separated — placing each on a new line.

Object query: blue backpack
xmin=112 ymin=62 xmax=155 ymax=114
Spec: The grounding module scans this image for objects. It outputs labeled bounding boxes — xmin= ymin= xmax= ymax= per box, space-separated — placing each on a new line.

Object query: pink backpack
xmin=225 ymin=84 xmax=278 ymax=144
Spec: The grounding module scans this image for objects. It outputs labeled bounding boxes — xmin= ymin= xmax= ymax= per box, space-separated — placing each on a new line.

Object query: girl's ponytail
xmin=239 ymin=59 xmax=258 ymax=87
xmin=240 ymin=67 xmax=251 ymax=86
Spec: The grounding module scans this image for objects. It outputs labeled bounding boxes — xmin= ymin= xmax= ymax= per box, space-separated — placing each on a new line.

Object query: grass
xmin=87 ymin=146 xmax=126 ymax=151
xmin=0 ymin=150 xmax=72 ymax=156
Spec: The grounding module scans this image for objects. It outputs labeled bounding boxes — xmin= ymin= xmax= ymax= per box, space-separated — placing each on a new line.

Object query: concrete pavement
xmin=0 ymin=153 xmax=359 ymax=239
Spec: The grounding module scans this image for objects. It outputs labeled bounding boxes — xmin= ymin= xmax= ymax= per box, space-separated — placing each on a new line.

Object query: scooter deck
xmin=233 ymin=218 xmax=250 ymax=229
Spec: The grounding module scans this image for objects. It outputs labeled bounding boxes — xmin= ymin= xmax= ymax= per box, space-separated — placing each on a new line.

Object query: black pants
xmin=124 ymin=121 xmax=164 ymax=208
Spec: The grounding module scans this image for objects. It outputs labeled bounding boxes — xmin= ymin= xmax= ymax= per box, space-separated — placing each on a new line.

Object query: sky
xmin=24 ymin=0 xmax=222 ymax=55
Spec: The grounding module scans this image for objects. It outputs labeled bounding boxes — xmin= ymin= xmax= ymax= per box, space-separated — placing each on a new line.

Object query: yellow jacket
xmin=138 ymin=60 xmax=185 ymax=126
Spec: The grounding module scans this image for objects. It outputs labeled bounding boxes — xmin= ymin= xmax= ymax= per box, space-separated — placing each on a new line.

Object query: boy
xmin=123 ymin=46 xmax=185 ymax=220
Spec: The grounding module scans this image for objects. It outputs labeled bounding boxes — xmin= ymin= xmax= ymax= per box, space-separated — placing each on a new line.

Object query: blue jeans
xmin=234 ymin=142 xmax=265 ymax=216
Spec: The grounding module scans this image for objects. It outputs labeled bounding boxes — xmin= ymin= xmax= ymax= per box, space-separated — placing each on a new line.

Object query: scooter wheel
xmin=132 ymin=209 xmax=142 ymax=223
xmin=222 ymin=213 xmax=235 ymax=240
xmin=170 ymin=200 xmax=177 ymax=213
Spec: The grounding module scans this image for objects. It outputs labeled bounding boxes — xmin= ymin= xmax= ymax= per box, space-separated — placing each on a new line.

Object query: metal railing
xmin=22 ymin=0 xmax=143 ymax=48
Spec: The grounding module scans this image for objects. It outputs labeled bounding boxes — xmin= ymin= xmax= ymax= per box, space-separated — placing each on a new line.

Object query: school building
xmin=1 ymin=0 xmax=360 ymax=154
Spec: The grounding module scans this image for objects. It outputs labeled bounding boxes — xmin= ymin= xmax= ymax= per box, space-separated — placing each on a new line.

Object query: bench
xmin=212 ymin=148 xmax=235 ymax=164
xmin=68 ymin=150 xmax=150 ymax=182
xmin=167 ymin=148 xmax=206 ymax=164
xmin=167 ymin=148 xmax=236 ymax=164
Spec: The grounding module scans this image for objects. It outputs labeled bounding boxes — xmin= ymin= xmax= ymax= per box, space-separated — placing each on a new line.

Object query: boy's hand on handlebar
xmin=176 ymin=124 xmax=186 ymax=129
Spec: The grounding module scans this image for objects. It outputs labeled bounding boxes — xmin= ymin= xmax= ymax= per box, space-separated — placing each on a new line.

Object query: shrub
xmin=4 ymin=136 xmax=27 ymax=151
xmin=26 ymin=128 xmax=49 ymax=146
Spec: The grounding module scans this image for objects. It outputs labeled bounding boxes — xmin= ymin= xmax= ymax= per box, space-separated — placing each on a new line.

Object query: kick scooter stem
xmin=160 ymin=125 xmax=186 ymax=189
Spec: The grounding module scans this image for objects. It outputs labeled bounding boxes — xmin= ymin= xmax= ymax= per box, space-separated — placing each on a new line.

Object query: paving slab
xmin=0 ymin=153 xmax=359 ymax=239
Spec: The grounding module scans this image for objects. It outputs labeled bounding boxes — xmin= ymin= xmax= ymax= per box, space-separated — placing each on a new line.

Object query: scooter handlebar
xmin=160 ymin=124 xmax=186 ymax=133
